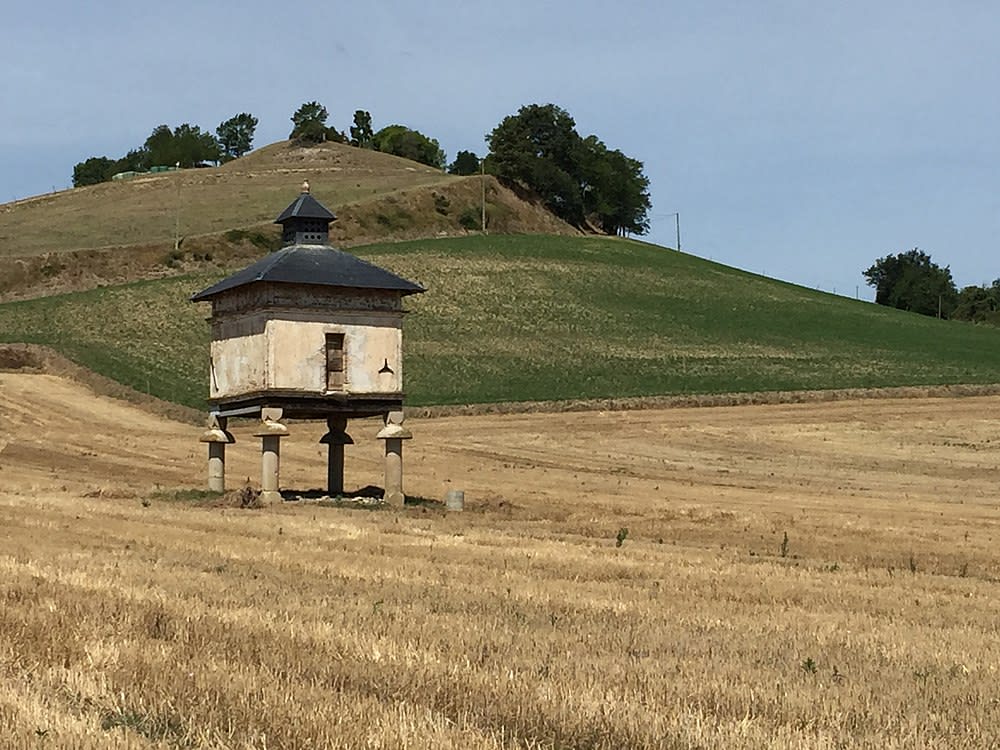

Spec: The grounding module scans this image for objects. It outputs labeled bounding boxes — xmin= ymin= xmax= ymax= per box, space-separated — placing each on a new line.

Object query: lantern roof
xmin=274 ymin=181 xmax=336 ymax=224
xmin=192 ymin=184 xmax=424 ymax=302
xmin=190 ymin=245 xmax=424 ymax=302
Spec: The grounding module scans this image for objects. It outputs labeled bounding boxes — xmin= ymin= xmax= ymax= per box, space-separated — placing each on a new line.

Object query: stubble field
xmin=1 ymin=373 xmax=999 ymax=748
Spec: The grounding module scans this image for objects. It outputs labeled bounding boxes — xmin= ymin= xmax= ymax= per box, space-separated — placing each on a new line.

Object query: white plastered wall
xmin=267 ymin=315 xmax=402 ymax=394
xmin=209 ymin=332 xmax=268 ymax=399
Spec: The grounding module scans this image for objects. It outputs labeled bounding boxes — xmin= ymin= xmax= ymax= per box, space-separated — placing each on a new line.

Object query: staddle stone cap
xmin=376 ymin=423 xmax=412 ymax=440
xmin=199 ymin=427 xmax=235 ymax=444
xmin=253 ymin=420 xmax=290 ymax=438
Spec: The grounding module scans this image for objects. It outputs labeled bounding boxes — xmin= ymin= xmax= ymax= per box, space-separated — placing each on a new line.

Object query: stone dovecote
xmin=192 ymin=183 xmax=424 ymax=505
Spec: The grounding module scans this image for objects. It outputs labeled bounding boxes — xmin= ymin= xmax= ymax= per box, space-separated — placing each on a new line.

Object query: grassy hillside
xmin=2 ymin=234 xmax=999 ymax=408
xmin=0 ymin=142 xmax=450 ymax=257
xmin=0 ymin=140 xmax=577 ymax=303
xmin=0 ymin=141 xmax=574 ymax=261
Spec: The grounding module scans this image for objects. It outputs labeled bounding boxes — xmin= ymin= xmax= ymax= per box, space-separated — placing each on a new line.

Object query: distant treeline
xmin=865 ymin=248 xmax=1000 ymax=325
xmin=73 ymin=101 xmax=652 ymax=237
xmin=72 ymin=114 xmax=258 ymax=187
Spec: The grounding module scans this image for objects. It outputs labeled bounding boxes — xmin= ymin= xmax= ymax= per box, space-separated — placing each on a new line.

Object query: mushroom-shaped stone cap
xmin=376 ymin=423 xmax=412 ymax=440
xmin=200 ymin=427 xmax=235 ymax=444
xmin=253 ymin=420 xmax=290 ymax=438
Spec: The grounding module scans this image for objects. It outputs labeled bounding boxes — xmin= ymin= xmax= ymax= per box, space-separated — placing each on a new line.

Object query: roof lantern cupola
xmin=274 ymin=180 xmax=337 ymax=247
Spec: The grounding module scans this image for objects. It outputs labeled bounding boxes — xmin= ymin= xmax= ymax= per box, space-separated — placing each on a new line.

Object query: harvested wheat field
xmin=1 ymin=372 xmax=999 ymax=748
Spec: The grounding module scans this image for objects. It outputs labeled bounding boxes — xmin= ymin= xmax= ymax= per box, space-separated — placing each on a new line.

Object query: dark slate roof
xmin=190 ymin=245 xmax=425 ymax=301
xmin=274 ymin=192 xmax=336 ymax=224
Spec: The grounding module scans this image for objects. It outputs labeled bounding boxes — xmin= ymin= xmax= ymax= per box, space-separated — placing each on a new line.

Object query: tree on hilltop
xmin=487 ymin=104 xmax=582 ymax=223
xmin=73 ymin=156 xmax=117 ymax=187
xmin=486 ymin=103 xmax=650 ymax=234
xmin=290 ymin=101 xmax=329 ymax=143
xmin=373 ymin=125 xmax=446 ymax=169
xmin=144 ymin=125 xmax=176 ymax=165
xmin=350 ymin=110 xmax=374 ymax=148
xmin=174 ymin=123 xmax=220 ymax=166
xmin=289 ymin=101 xmax=347 ymax=144
xmin=579 ymin=136 xmax=651 ymax=236
xmin=144 ymin=124 xmax=219 ymax=168
xmin=217 ymin=113 xmax=258 ymax=161
xmin=448 ymin=150 xmax=481 ymax=176
xmin=72 ymin=119 xmax=220 ymax=187
xmin=863 ymin=248 xmax=958 ymax=318
xmin=115 ymin=148 xmax=147 ymax=174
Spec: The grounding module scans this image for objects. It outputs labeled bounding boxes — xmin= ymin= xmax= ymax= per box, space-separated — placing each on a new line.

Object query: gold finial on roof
xmin=301 ymin=180 xmax=310 ymax=193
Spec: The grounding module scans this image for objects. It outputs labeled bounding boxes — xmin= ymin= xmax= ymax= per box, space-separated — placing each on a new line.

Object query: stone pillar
xmin=253 ymin=407 xmax=289 ymax=505
xmin=376 ymin=410 xmax=412 ymax=507
xmin=319 ymin=416 xmax=353 ymax=496
xmin=199 ymin=415 xmax=234 ymax=493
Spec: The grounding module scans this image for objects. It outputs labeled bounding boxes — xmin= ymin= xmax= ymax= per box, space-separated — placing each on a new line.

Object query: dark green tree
xmin=113 ymin=148 xmax=149 ymax=174
xmin=144 ymin=124 xmax=177 ymax=167
xmin=349 ymin=110 xmax=374 ymax=148
xmin=486 ymin=103 xmax=650 ymax=233
xmin=863 ymin=249 xmax=958 ymax=318
xmin=448 ymin=150 xmax=481 ymax=175
xmin=144 ymin=124 xmax=218 ymax=168
xmin=216 ymin=113 xmax=258 ymax=161
xmin=579 ymin=137 xmax=651 ymax=236
xmin=72 ymin=156 xmax=116 ymax=187
xmin=290 ymin=101 xmax=330 ymax=143
xmin=487 ymin=103 xmax=582 ymax=223
xmin=952 ymin=281 xmax=1000 ymax=325
xmin=372 ymin=125 xmax=446 ymax=168
xmin=173 ymin=123 xmax=220 ymax=167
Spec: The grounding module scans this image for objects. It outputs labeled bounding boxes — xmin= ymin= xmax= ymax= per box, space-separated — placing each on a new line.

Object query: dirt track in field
xmin=2 ymin=372 xmax=998 ymax=531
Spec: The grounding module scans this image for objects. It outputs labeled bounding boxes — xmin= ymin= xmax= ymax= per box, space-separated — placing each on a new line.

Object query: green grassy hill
xmin=1 ymin=234 xmax=998 ymax=408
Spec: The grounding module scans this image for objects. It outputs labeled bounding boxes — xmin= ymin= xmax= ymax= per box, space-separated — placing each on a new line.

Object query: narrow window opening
xmin=326 ymin=333 xmax=345 ymax=391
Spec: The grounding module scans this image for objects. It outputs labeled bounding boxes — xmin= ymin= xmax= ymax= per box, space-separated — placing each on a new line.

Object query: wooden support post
xmin=320 ymin=416 xmax=353 ymax=496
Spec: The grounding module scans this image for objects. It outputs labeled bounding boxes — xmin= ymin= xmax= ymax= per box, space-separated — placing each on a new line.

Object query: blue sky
xmin=3 ymin=1 xmax=998 ymax=297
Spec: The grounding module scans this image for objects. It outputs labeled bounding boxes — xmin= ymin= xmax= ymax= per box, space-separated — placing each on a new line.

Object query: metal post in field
xmin=481 ymin=158 xmax=487 ymax=234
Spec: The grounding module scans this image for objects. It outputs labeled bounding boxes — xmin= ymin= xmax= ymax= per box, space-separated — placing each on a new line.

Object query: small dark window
xmin=326 ymin=333 xmax=345 ymax=390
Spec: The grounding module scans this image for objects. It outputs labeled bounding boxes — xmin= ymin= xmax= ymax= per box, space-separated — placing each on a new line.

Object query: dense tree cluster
xmin=288 ymin=103 xmax=442 ymax=167
xmin=73 ymin=155 xmax=128 ymax=187
xmin=72 ymin=114 xmax=257 ymax=187
xmin=71 ymin=146 xmax=149 ymax=187
xmin=144 ymin=124 xmax=220 ymax=168
xmin=863 ymin=249 xmax=957 ymax=318
xmin=289 ymin=102 xmax=345 ymax=144
xmin=486 ymin=103 xmax=651 ymax=235
xmin=953 ymin=280 xmax=1000 ymax=325
xmin=372 ymin=125 xmax=445 ymax=169
xmin=864 ymin=249 xmax=1000 ymax=326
